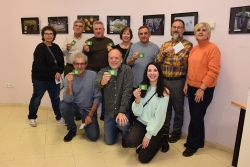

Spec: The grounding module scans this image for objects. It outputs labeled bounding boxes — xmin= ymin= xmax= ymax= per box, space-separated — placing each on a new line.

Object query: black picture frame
xmin=229 ymin=6 xmax=250 ymax=34
xmin=21 ymin=17 xmax=40 ymax=34
xmin=107 ymin=16 xmax=130 ymax=34
xmin=77 ymin=15 xmax=99 ymax=33
xmin=171 ymin=12 xmax=198 ymax=35
xmin=48 ymin=16 xmax=68 ymax=34
xmin=143 ymin=14 xmax=165 ymax=35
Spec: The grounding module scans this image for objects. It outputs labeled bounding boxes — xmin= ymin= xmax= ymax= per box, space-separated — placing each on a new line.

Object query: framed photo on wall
xmin=143 ymin=14 xmax=165 ymax=35
xmin=171 ymin=12 xmax=198 ymax=35
xmin=77 ymin=15 xmax=99 ymax=33
xmin=21 ymin=17 xmax=40 ymax=34
xmin=107 ymin=16 xmax=130 ymax=34
xmin=229 ymin=6 xmax=250 ymax=34
xmin=48 ymin=16 xmax=68 ymax=34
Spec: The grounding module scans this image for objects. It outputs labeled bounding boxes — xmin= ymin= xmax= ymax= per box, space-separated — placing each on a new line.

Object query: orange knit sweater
xmin=187 ymin=41 xmax=221 ymax=88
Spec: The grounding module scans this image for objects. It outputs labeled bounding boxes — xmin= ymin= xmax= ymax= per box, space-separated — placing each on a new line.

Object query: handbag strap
xmin=143 ymin=92 xmax=157 ymax=107
xmin=123 ymin=43 xmax=132 ymax=64
xmin=47 ymin=46 xmax=58 ymax=69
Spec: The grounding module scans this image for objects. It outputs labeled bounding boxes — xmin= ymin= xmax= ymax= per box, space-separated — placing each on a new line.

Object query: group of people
xmin=27 ymin=18 xmax=220 ymax=163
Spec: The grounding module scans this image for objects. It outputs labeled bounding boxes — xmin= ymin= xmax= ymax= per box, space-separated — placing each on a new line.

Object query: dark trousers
xmin=162 ymin=77 xmax=185 ymax=135
xmin=126 ymin=120 xmax=163 ymax=163
xmin=64 ymin=63 xmax=74 ymax=77
xmin=185 ymin=85 xmax=215 ymax=151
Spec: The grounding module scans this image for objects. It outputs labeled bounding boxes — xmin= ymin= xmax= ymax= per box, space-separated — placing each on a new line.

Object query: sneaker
xmin=168 ymin=132 xmax=181 ymax=143
xmin=56 ymin=117 xmax=67 ymax=126
xmin=161 ymin=135 xmax=170 ymax=153
xmin=64 ymin=130 xmax=76 ymax=142
xmin=29 ymin=119 xmax=37 ymax=127
xmin=121 ymin=138 xmax=127 ymax=148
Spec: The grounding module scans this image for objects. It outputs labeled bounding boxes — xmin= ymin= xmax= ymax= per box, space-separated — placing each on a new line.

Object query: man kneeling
xmin=60 ymin=52 xmax=101 ymax=142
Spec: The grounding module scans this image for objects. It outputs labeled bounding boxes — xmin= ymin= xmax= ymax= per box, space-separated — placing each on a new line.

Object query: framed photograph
xmin=21 ymin=17 xmax=40 ymax=34
xmin=77 ymin=15 xmax=99 ymax=33
xmin=107 ymin=16 xmax=130 ymax=34
xmin=143 ymin=14 xmax=165 ymax=35
xmin=229 ymin=6 xmax=250 ymax=34
xmin=171 ymin=12 xmax=198 ymax=35
xmin=48 ymin=16 xmax=68 ymax=34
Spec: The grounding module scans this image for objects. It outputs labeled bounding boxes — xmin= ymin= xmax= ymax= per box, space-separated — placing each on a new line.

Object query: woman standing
xmin=125 ymin=62 xmax=170 ymax=163
xmin=107 ymin=26 xmax=133 ymax=63
xmin=183 ymin=22 xmax=221 ymax=157
xmin=28 ymin=26 xmax=65 ymax=127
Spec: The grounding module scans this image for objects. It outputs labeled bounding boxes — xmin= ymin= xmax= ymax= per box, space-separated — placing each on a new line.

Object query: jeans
xmin=162 ymin=77 xmax=185 ymax=135
xmin=185 ymin=85 xmax=215 ymax=151
xmin=126 ymin=120 xmax=163 ymax=163
xmin=60 ymin=101 xmax=100 ymax=141
xmin=104 ymin=112 xmax=130 ymax=145
xmin=28 ymin=78 xmax=61 ymax=120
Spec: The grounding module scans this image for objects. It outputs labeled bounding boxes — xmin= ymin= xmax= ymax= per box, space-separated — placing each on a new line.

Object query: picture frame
xmin=229 ymin=6 xmax=250 ymax=34
xmin=171 ymin=12 xmax=198 ymax=35
xmin=77 ymin=15 xmax=99 ymax=33
xmin=143 ymin=14 xmax=165 ymax=35
xmin=48 ymin=16 xmax=68 ymax=34
xmin=107 ymin=16 xmax=130 ymax=34
xmin=21 ymin=17 xmax=40 ymax=34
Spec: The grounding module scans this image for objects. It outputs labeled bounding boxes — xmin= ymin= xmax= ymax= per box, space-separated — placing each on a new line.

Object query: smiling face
xmin=171 ymin=21 xmax=185 ymax=41
xmin=73 ymin=22 xmax=84 ymax=36
xmin=43 ymin=30 xmax=54 ymax=43
xmin=73 ymin=57 xmax=87 ymax=76
xmin=108 ymin=49 xmax=123 ymax=70
xmin=147 ymin=64 xmax=159 ymax=84
xmin=195 ymin=26 xmax=209 ymax=43
xmin=138 ymin=27 xmax=150 ymax=44
xmin=121 ymin=29 xmax=131 ymax=42
xmin=93 ymin=23 xmax=105 ymax=38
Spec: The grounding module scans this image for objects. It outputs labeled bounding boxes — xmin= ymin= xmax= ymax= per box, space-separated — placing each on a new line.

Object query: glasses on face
xmin=73 ymin=62 xmax=86 ymax=66
xmin=44 ymin=33 xmax=53 ymax=36
xmin=171 ymin=26 xmax=183 ymax=30
xmin=74 ymin=24 xmax=83 ymax=28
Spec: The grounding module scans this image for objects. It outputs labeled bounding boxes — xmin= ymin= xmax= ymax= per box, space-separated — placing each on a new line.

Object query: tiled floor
xmin=0 ymin=106 xmax=233 ymax=167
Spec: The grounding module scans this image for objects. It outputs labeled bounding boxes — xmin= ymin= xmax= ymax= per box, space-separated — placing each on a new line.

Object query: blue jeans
xmin=104 ymin=112 xmax=130 ymax=145
xmin=28 ymin=78 xmax=61 ymax=120
xmin=60 ymin=101 xmax=100 ymax=141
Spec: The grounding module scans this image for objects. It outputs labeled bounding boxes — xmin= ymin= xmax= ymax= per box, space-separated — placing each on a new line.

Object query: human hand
xmin=66 ymin=72 xmax=74 ymax=85
xmin=116 ymin=113 xmax=128 ymax=126
xmin=142 ymin=136 xmax=150 ymax=149
xmin=133 ymin=88 xmax=141 ymax=103
xmin=55 ymin=72 xmax=61 ymax=81
xmin=107 ymin=45 xmax=112 ymax=52
xmin=66 ymin=43 xmax=72 ymax=51
xmin=183 ymin=84 xmax=188 ymax=97
xmin=163 ymin=46 xmax=174 ymax=53
xmin=194 ymin=89 xmax=204 ymax=103
xmin=84 ymin=115 xmax=92 ymax=126
xmin=101 ymin=72 xmax=111 ymax=85
xmin=83 ymin=43 xmax=90 ymax=52
xmin=132 ymin=52 xmax=139 ymax=60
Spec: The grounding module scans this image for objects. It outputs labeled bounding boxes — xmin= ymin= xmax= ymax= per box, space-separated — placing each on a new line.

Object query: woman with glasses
xmin=28 ymin=26 xmax=65 ymax=127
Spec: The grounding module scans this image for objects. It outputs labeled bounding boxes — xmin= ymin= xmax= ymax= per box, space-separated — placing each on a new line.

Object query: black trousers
xmin=126 ymin=120 xmax=163 ymax=163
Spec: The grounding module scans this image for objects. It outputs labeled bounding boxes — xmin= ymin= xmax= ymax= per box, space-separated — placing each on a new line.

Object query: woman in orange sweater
xmin=183 ymin=22 xmax=221 ymax=157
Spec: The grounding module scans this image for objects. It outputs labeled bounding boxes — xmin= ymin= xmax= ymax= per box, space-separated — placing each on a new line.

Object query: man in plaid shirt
xmin=155 ymin=19 xmax=193 ymax=152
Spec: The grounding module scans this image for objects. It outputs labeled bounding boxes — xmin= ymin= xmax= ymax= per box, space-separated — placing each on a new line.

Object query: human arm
xmin=61 ymin=36 xmax=71 ymax=56
xmin=95 ymin=68 xmax=109 ymax=89
xmin=62 ymin=73 xmax=74 ymax=103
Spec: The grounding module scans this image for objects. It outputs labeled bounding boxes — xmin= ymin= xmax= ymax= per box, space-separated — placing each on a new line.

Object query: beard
xmin=172 ymin=33 xmax=183 ymax=41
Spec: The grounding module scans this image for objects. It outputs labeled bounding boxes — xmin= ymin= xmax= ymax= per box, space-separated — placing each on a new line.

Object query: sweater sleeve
xmin=63 ymin=77 xmax=74 ymax=103
xmin=132 ymin=101 xmax=144 ymax=116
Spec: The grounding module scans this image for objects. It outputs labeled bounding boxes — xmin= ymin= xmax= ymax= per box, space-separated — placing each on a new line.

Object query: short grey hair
xmin=73 ymin=52 xmax=88 ymax=63
xmin=73 ymin=19 xmax=85 ymax=27
xmin=93 ymin=21 xmax=104 ymax=28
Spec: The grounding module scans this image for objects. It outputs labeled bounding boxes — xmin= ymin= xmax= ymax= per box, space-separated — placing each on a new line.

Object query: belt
xmin=66 ymin=63 xmax=73 ymax=66
xmin=164 ymin=75 xmax=185 ymax=80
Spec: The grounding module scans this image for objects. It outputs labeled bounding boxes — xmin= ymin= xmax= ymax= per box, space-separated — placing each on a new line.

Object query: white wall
xmin=0 ymin=0 xmax=249 ymax=149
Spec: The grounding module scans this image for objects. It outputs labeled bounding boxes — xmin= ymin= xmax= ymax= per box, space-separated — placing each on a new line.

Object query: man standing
xmin=60 ymin=53 xmax=101 ymax=142
xmin=61 ymin=20 xmax=88 ymax=76
xmin=95 ymin=49 xmax=133 ymax=148
xmin=83 ymin=21 xmax=114 ymax=120
xmin=155 ymin=19 xmax=193 ymax=150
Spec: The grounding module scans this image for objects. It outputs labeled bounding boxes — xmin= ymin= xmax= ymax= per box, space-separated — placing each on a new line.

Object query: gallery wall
xmin=0 ymin=0 xmax=249 ymax=149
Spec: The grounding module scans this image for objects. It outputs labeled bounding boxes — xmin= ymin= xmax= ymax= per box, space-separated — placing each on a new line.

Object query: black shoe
xmin=100 ymin=115 xmax=104 ymax=121
xmin=75 ymin=116 xmax=81 ymax=121
xmin=64 ymin=130 xmax=76 ymax=142
xmin=168 ymin=132 xmax=181 ymax=143
xmin=121 ymin=138 xmax=127 ymax=148
xmin=136 ymin=145 xmax=142 ymax=154
xmin=161 ymin=135 xmax=170 ymax=153
xmin=182 ymin=149 xmax=196 ymax=157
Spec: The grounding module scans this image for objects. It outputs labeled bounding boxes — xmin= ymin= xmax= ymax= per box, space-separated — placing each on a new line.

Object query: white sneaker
xmin=29 ymin=119 xmax=37 ymax=127
xmin=56 ymin=117 xmax=67 ymax=126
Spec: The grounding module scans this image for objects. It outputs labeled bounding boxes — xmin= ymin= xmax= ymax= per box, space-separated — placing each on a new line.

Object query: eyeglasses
xmin=74 ymin=25 xmax=83 ymax=28
xmin=44 ymin=33 xmax=53 ymax=35
xmin=73 ymin=63 xmax=86 ymax=66
xmin=171 ymin=26 xmax=183 ymax=30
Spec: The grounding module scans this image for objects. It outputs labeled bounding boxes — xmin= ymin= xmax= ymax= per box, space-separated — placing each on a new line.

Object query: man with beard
xmin=155 ymin=19 xmax=193 ymax=152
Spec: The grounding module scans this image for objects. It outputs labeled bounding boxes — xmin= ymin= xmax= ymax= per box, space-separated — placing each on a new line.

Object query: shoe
xmin=121 ymin=138 xmax=127 ymax=148
xmin=161 ymin=135 xmax=170 ymax=153
xmin=168 ymin=132 xmax=181 ymax=143
xmin=182 ymin=149 xmax=196 ymax=157
xmin=100 ymin=115 xmax=104 ymax=121
xmin=56 ymin=117 xmax=67 ymax=126
xmin=75 ymin=116 xmax=81 ymax=121
xmin=64 ymin=130 xmax=76 ymax=142
xmin=29 ymin=119 xmax=37 ymax=127
xmin=136 ymin=144 xmax=142 ymax=154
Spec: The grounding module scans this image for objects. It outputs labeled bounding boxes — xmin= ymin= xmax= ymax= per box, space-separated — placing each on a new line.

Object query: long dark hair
xmin=140 ymin=62 xmax=165 ymax=98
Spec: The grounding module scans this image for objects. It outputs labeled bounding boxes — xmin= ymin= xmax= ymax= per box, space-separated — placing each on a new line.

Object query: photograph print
xmin=48 ymin=16 xmax=68 ymax=34
xmin=21 ymin=17 xmax=40 ymax=34
xmin=107 ymin=16 xmax=130 ymax=34
xmin=171 ymin=12 xmax=198 ymax=35
xmin=77 ymin=15 xmax=99 ymax=33
xmin=143 ymin=14 xmax=165 ymax=35
xmin=229 ymin=6 xmax=250 ymax=34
